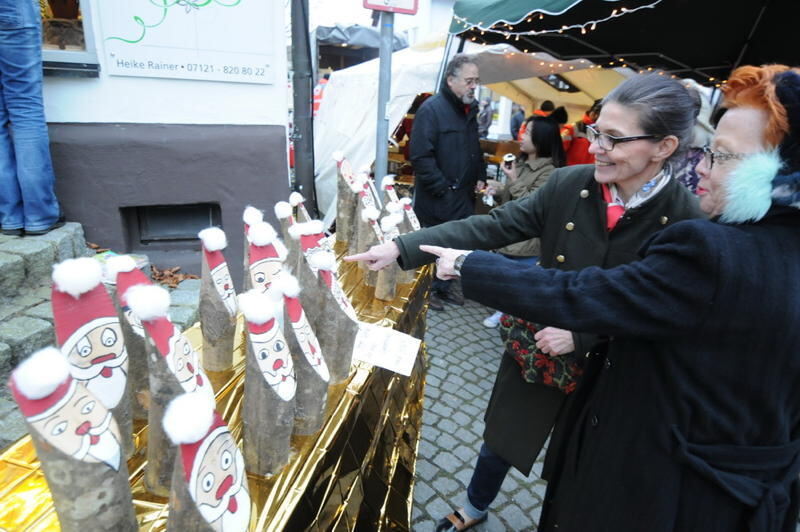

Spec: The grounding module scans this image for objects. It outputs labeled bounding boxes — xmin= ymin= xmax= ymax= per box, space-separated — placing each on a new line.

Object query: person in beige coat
xmin=481 ymin=115 xmax=565 ymax=328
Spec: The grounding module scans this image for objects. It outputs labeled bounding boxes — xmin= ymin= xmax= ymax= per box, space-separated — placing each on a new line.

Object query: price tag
xmin=352 ymin=323 xmax=421 ymax=376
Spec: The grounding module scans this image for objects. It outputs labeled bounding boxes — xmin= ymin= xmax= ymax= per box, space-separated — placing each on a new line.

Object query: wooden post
xmin=9 ymin=348 xmax=137 ymax=532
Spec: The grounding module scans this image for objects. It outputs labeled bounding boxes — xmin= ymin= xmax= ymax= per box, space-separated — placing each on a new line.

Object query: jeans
xmin=463 ymin=443 xmax=511 ymax=519
xmin=0 ymin=25 xmax=60 ymax=231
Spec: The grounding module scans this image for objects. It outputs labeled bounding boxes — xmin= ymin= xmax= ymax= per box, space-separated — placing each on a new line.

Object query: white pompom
xmin=127 ymin=284 xmax=171 ymax=321
xmin=198 ymin=227 xmax=227 ymax=251
xmin=274 ymin=201 xmax=293 ymax=220
xmin=52 ymin=257 xmax=103 ymax=298
xmin=306 ymin=251 xmax=336 ymax=271
xmin=288 ymin=220 xmax=324 ymax=237
xmin=104 ymin=255 xmax=137 ymax=280
xmin=162 ymin=391 xmax=216 ymax=445
xmin=271 ymin=273 xmax=301 ymax=298
xmin=380 ymin=214 xmax=403 ymax=232
xmin=361 ymin=206 xmax=381 ymax=222
xmin=243 ymin=206 xmax=263 ymax=227
xmin=12 ymin=347 xmax=71 ymax=400
xmin=289 ymin=192 xmax=305 ymax=206
xmin=399 ymin=197 xmax=412 ymax=206
xmin=382 ymin=175 xmax=396 ymax=187
xmin=386 ymin=201 xmax=401 ymax=213
xmin=238 ymin=289 xmax=278 ymax=324
xmin=332 ymin=150 xmax=344 ymax=162
xmin=248 ymin=221 xmax=278 ymax=246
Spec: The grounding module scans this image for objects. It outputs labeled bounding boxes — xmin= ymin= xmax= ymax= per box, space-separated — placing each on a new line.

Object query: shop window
xmin=41 ymin=0 xmax=99 ymax=76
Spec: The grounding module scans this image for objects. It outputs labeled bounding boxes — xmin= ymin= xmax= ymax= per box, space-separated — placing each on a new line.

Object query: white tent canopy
xmin=313 ymin=42 xmax=630 ymax=222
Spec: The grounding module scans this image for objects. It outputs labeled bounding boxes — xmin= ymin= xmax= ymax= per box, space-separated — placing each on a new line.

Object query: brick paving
xmin=412 ymin=297 xmax=547 ymax=532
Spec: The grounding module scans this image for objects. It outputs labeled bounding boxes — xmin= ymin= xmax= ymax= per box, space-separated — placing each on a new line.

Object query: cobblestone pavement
xmin=412 ymin=298 xmax=547 ymax=532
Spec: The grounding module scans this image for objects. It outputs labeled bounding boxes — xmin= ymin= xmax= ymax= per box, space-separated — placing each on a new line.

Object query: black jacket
xmin=409 ymin=85 xmax=486 ymax=226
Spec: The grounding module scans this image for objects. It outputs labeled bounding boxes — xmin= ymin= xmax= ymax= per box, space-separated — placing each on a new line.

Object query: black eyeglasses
xmin=701 ymin=145 xmax=746 ymax=169
xmin=586 ymin=124 xmax=663 ymax=151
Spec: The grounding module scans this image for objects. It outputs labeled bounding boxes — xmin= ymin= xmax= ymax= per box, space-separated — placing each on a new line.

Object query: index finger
xmin=344 ymin=252 xmax=371 ymax=262
xmin=419 ymin=245 xmax=445 ymax=257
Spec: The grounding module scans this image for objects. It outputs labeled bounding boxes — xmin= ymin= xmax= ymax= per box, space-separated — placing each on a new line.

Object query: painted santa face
xmin=192 ymin=430 xmax=250 ymax=532
xmin=291 ymin=308 xmax=329 ymax=382
xmin=63 ymin=319 xmax=128 ymax=408
xmin=249 ymin=259 xmax=283 ymax=293
xmin=167 ymin=327 xmax=207 ymax=393
xmin=250 ymin=324 xmax=296 ymax=401
xmin=121 ymin=305 xmax=145 ymax=337
xmin=211 ymin=264 xmax=237 ymax=316
xmin=29 ymin=382 xmax=122 ymax=471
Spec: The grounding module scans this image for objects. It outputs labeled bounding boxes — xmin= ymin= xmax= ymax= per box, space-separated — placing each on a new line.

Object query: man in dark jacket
xmin=410 ymin=54 xmax=486 ymax=310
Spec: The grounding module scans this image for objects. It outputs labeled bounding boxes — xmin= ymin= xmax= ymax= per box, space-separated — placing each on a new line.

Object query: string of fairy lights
xmin=451 ymin=0 xmax=728 ymax=87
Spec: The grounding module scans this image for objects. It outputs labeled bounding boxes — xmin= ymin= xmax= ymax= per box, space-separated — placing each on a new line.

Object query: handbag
xmin=498 ymin=314 xmax=584 ymax=394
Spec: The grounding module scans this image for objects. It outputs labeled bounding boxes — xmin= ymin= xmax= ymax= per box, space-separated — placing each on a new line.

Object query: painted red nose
xmin=187 ymin=362 xmax=194 ymax=373
xmin=272 ymin=358 xmax=283 ymax=370
xmin=224 ymin=283 xmax=230 ymax=290
xmin=75 ymin=421 xmax=91 ymax=436
xmin=309 ymin=342 xmax=317 ymax=354
xmin=216 ymin=474 xmax=234 ymax=500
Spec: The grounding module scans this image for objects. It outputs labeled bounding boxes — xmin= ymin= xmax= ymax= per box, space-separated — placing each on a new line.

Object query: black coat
xmin=396 ymin=165 xmax=702 ymax=473
xmin=409 ymin=85 xmax=486 ymax=226
xmin=462 ymin=207 xmax=800 ymax=532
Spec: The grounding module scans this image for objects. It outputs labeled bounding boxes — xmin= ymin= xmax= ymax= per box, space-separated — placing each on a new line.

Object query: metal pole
xmin=434 ymin=33 xmax=455 ymax=93
xmin=374 ymin=10 xmax=394 ymax=190
xmin=290 ymin=0 xmax=318 ymax=217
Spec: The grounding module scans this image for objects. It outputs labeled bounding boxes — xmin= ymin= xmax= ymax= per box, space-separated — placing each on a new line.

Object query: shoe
xmin=482 ymin=311 xmax=502 ymax=328
xmin=439 ymin=289 xmax=464 ymax=306
xmin=1 ymin=228 xmax=23 ymax=236
xmin=25 ymin=215 xmax=66 ymax=236
xmin=434 ymin=509 xmax=488 ymax=531
xmin=428 ymin=293 xmax=445 ymax=311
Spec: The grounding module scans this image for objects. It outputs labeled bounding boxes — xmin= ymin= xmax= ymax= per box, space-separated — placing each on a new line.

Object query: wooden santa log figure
xmin=333 ymin=151 xmax=358 ymax=244
xmin=127 ymin=284 xmax=215 ymax=496
xmin=105 ymin=254 xmax=152 ymax=422
xmin=247 ymin=221 xmax=288 ymax=294
xmin=289 ymin=191 xmax=312 ymax=224
xmin=9 ymin=348 xmax=138 ymax=532
xmin=270 ymin=274 xmax=330 ymax=435
xmin=358 ymin=206 xmax=384 ymax=286
xmin=51 ymin=257 xmax=134 ymax=458
xmin=239 ymin=290 xmax=296 ymax=475
xmin=242 ymin=205 xmax=264 ymax=291
xmin=274 ymin=200 xmax=301 ymax=277
xmin=399 ymin=196 xmax=421 ymax=231
xmin=163 ymin=392 xmax=251 ymax=532
xmin=375 ymin=212 xmax=406 ymax=301
xmin=304 ymin=251 xmax=359 ymax=383
xmin=198 ymin=227 xmax=238 ymax=372
xmin=381 ymin=176 xmax=421 ymax=231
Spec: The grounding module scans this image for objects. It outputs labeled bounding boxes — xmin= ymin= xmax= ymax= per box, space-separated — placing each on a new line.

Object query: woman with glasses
xmin=417 ymin=64 xmax=800 ymax=532
xmin=347 ymin=74 xmax=704 ymax=531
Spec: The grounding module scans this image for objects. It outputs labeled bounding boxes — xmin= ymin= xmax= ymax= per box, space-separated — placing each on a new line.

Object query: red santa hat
xmin=238 ymin=289 xmax=279 ymax=335
xmin=305 ymin=250 xmax=336 ymax=288
xmin=126 ymin=284 xmax=175 ymax=357
xmin=288 ymin=220 xmax=325 ymax=252
xmin=248 ymin=221 xmax=287 ymax=265
xmin=162 ymin=391 xmax=226 ymax=485
xmin=198 ymin=227 xmax=228 ymax=272
xmin=9 ymin=347 xmax=77 ymax=421
xmin=51 ymin=258 xmax=119 ymax=355
xmin=271 ymin=274 xmax=303 ymax=323
xmin=105 ymin=255 xmax=153 ymax=307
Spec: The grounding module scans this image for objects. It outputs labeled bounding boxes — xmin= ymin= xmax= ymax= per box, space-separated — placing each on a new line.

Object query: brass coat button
xmin=556 ymin=254 xmax=566 ymax=263
xmin=565 ymin=222 xmax=575 ymax=231
xmin=580 ymin=189 xmax=589 ymax=198
xmin=660 ymin=216 xmax=669 ymax=225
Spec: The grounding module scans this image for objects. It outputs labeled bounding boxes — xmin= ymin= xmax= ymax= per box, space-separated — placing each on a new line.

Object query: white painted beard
xmin=82 ymin=364 xmax=127 ymax=408
xmin=73 ymin=414 xmax=121 ymax=471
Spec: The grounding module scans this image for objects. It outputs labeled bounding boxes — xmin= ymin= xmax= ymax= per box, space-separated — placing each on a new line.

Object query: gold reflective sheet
xmin=0 ymin=246 xmax=431 ymax=531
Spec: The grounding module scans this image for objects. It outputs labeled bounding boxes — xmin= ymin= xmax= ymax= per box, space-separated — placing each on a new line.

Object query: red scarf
xmin=601 ymin=184 xmax=625 ymax=231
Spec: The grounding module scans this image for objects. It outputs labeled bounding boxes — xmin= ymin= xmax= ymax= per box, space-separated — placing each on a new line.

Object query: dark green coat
xmin=397 ymin=164 xmax=703 ymax=473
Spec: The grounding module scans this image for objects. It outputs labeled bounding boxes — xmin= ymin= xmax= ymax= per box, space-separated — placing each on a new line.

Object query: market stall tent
xmin=313 ymin=42 xmax=630 ymax=223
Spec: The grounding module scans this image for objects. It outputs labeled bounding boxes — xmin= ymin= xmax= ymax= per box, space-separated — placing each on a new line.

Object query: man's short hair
xmin=445 ymin=54 xmax=477 ymax=80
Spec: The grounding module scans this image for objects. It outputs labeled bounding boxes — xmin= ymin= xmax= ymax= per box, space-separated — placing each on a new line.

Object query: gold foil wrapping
xmin=0 ymin=243 xmax=431 ymax=531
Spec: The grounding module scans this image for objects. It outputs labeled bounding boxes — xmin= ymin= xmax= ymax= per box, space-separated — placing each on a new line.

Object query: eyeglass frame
xmin=586 ymin=124 xmax=664 ymax=151
xmin=701 ymin=145 xmax=746 ymax=169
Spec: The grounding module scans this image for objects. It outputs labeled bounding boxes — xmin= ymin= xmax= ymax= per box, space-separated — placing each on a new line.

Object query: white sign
xmin=363 ymin=0 xmax=418 ymax=15
xmin=352 ymin=323 xmax=421 ymax=377
xmin=100 ymin=1 xmax=274 ymax=84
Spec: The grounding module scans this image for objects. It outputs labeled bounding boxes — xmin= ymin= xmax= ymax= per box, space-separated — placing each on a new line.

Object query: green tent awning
xmin=449 ymin=0 xmax=622 ymax=34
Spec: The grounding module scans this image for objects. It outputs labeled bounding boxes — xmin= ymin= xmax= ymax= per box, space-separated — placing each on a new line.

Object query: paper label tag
xmin=352 ymin=323 xmax=421 ymax=376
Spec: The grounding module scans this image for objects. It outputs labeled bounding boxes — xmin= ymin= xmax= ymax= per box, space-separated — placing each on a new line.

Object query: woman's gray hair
xmin=603 ymin=74 xmax=702 ymax=163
